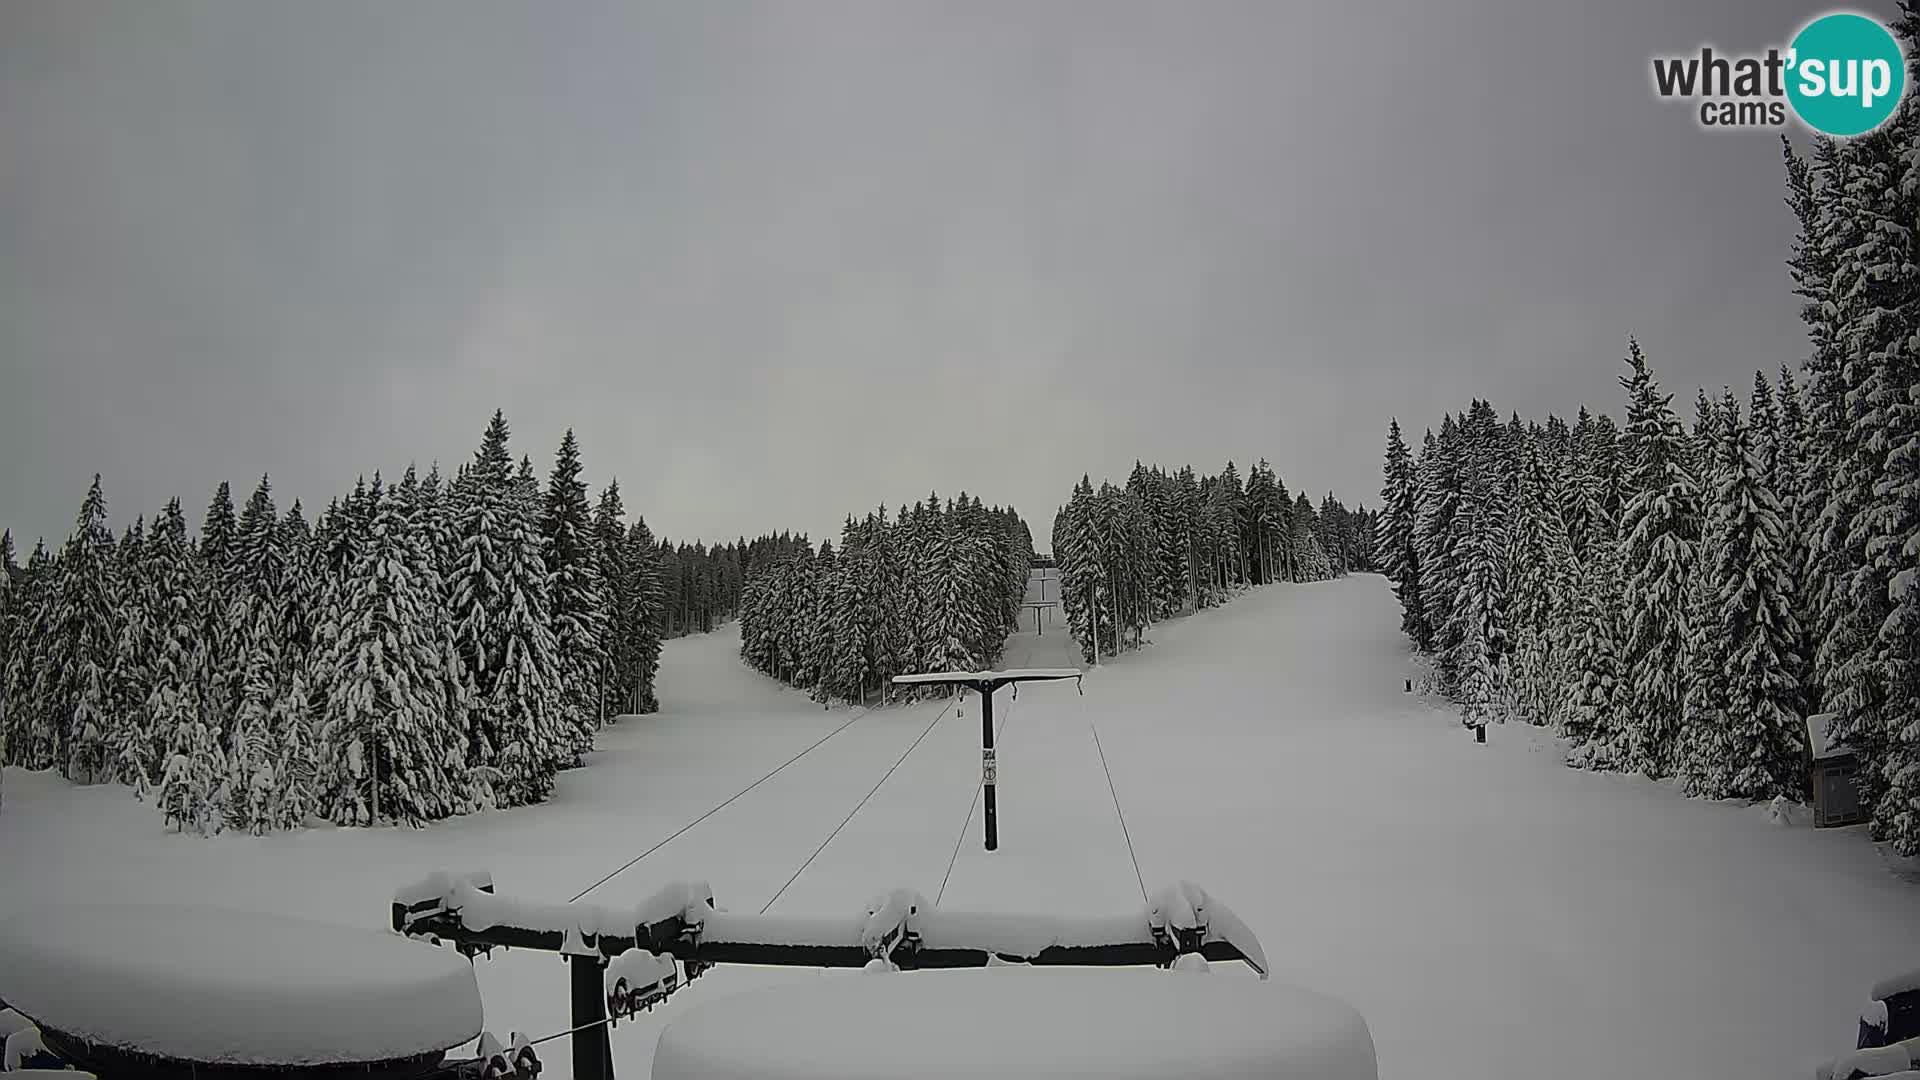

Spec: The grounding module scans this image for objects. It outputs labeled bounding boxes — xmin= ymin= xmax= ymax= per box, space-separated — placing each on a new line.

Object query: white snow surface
xmin=650 ymin=967 xmax=1375 ymax=1080
xmin=1877 ymin=968 xmax=1920 ymax=1001
xmin=4 ymin=577 xmax=1919 ymax=1079
xmin=0 ymin=902 xmax=481 ymax=1065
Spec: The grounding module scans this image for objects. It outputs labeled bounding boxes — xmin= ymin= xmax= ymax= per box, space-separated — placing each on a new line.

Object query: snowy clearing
xmin=3 ymin=575 xmax=1916 ymax=1079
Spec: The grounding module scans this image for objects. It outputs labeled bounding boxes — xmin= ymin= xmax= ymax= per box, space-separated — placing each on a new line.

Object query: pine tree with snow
xmin=1676 ymin=391 xmax=1732 ymax=797
xmin=318 ymin=477 xmax=467 ymax=826
xmin=196 ymin=481 xmax=242 ymax=754
xmin=1378 ymin=419 xmax=1428 ymax=649
xmin=3 ymin=541 xmax=56 ymax=770
xmin=448 ymin=413 xmax=567 ymax=801
xmin=222 ymin=475 xmax=287 ymax=828
xmin=1615 ymin=341 xmax=1702 ymax=779
xmin=1505 ymin=440 xmax=1573 ymax=727
xmin=1696 ymin=390 xmax=1808 ymax=801
xmin=592 ymin=482 xmax=630 ymax=719
xmin=623 ymin=516 xmax=664 ymax=714
xmin=1562 ymin=537 xmax=1629 ymax=768
xmin=541 ymin=431 xmax=608 ymax=755
xmin=101 ymin=516 xmax=158 ymax=793
xmin=51 ymin=476 xmax=119 ymax=784
xmin=0 ymin=531 xmax=15 ymax=797
xmin=157 ymin=703 xmax=225 ymax=836
xmin=1415 ymin=420 xmax=1465 ymax=690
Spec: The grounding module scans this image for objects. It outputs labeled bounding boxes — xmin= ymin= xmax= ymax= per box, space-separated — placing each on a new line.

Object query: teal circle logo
xmin=1787 ymin=13 xmax=1905 ymax=136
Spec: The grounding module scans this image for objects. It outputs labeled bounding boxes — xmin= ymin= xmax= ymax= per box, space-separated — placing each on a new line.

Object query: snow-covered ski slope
xmin=4 ymin=574 xmax=1918 ymax=1079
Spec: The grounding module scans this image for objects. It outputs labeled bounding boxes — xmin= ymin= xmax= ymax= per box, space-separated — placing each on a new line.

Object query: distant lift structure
xmin=891 ymin=668 xmax=1083 ymax=852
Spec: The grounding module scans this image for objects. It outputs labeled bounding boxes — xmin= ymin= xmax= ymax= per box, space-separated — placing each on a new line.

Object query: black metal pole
xmin=570 ymin=953 xmax=613 ymax=1080
xmin=981 ymin=683 xmax=997 ymax=851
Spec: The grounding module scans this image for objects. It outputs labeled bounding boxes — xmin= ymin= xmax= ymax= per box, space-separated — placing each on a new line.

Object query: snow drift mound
xmin=651 ymin=966 xmax=1376 ymax=1079
xmin=0 ymin=902 xmax=482 ymax=1069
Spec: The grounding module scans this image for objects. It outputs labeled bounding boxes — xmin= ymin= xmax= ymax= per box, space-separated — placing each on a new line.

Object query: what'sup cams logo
xmin=1651 ymin=11 xmax=1906 ymax=136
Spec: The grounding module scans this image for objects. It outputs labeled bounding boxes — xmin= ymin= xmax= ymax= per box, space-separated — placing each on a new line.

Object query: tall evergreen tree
xmin=1378 ymin=419 xmax=1428 ymax=649
xmin=1616 ymin=341 xmax=1702 ymax=779
xmin=542 ymin=431 xmax=608 ymax=755
xmin=52 ymin=476 xmax=119 ymax=783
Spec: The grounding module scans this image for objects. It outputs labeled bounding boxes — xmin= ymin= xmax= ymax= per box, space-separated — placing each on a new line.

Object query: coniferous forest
xmin=1053 ymin=461 xmax=1377 ymax=663
xmin=0 ymin=412 xmax=685 ymax=833
xmin=1377 ymin=131 xmax=1920 ymax=855
xmin=736 ymin=498 xmax=1034 ymax=704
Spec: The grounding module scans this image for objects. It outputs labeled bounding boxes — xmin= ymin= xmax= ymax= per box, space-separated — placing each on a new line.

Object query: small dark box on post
xmin=1807 ymin=713 xmax=1869 ymax=829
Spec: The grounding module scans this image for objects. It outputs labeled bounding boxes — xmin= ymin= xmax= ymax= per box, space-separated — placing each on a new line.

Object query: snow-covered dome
xmin=0 ymin=902 xmax=482 ymax=1069
xmin=652 ymin=966 xmax=1376 ymax=1079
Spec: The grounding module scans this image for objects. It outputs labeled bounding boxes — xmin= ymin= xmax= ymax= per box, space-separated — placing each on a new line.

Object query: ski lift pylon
xmin=889 ymin=668 xmax=1083 ymax=851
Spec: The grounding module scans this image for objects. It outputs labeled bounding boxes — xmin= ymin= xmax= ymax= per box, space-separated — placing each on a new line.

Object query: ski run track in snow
xmin=3 ymin=574 xmax=1918 ymax=1079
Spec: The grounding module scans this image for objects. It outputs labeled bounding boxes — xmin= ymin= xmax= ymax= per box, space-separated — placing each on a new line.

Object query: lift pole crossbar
xmin=392 ymin=873 xmax=1264 ymax=976
xmin=392 ymin=871 xmax=1266 ymax=1079
xmin=890 ymin=668 xmax=1084 ymax=850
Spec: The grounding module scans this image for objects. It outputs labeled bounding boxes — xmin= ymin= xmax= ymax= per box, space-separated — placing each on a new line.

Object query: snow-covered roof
xmin=892 ymin=668 xmax=1083 ymax=685
xmin=1874 ymin=967 xmax=1920 ymax=1001
xmin=651 ymin=967 xmax=1375 ymax=1080
xmin=1807 ymin=712 xmax=1852 ymax=761
xmin=0 ymin=903 xmax=482 ymax=1067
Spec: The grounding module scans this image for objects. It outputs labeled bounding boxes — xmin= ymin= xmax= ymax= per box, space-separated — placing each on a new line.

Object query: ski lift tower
xmin=892 ymin=667 xmax=1082 ymax=852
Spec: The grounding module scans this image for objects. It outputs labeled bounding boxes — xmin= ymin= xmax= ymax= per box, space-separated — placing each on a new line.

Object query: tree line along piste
xmin=0 ymin=413 xmax=839 ymax=833
xmin=732 ymin=462 xmax=1379 ymax=704
xmin=1375 ymin=131 xmax=1920 ymax=856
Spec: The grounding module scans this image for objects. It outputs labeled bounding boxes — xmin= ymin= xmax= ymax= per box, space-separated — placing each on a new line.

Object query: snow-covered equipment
xmin=1860 ymin=969 xmax=1920 ymax=1048
xmin=890 ymin=668 xmax=1083 ymax=850
xmin=650 ymin=967 xmax=1377 ymax=1080
xmin=1810 ymin=966 xmax=1920 ymax=1079
xmin=1807 ymin=713 xmax=1869 ymax=828
xmin=0 ymin=902 xmax=484 ymax=1079
xmin=605 ymin=949 xmax=680 ymax=1022
xmin=393 ymin=869 xmax=1266 ymax=1079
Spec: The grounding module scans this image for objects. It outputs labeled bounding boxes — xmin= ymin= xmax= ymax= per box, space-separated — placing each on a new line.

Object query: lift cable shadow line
xmin=569 ymin=703 xmax=881 ymax=904
xmin=759 ymin=695 xmax=961 ymax=915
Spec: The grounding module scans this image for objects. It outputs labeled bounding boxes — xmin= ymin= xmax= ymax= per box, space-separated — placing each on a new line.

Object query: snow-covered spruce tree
xmin=195 ymin=482 xmax=241 ymax=748
xmin=450 ymin=412 xmax=567 ymax=804
xmin=1377 ymin=419 xmax=1424 ymax=644
xmin=1697 ymin=389 xmax=1809 ymax=801
xmin=1676 ymin=393 xmax=1732 ymax=797
xmin=51 ymin=476 xmax=119 ymax=784
xmin=1445 ymin=441 xmax=1509 ymax=724
xmin=1786 ymin=136 xmax=1851 ymax=724
xmin=541 ymin=430 xmax=608 ymax=756
xmin=591 ymin=481 xmax=629 ymax=719
xmin=105 ymin=516 xmax=157 ymax=793
xmin=624 ymin=516 xmax=664 ymax=714
xmin=824 ymin=518 xmax=873 ymax=704
xmin=1809 ymin=126 xmax=1911 ymax=823
xmin=3 ymin=542 xmax=57 ymax=770
xmin=317 ymin=477 xmax=467 ymax=826
xmin=1504 ymin=439 xmax=1573 ymax=728
xmin=148 ymin=501 xmax=224 ymax=834
xmin=1561 ymin=536 xmax=1629 ymax=768
xmin=807 ymin=540 xmax=841 ymax=702
xmin=1415 ymin=420 xmax=1464 ymax=691
xmin=1615 ymin=340 xmax=1701 ymax=779
xmin=222 ymin=475 xmax=287 ymax=831
xmin=0 ymin=531 xmax=13 ymax=790
xmin=1056 ymin=478 xmax=1107 ymax=663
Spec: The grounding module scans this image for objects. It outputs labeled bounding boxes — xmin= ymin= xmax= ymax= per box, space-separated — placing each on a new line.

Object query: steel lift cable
xmin=759 ymin=694 xmax=961 ymax=914
xmin=571 ymin=703 xmax=880 ymax=903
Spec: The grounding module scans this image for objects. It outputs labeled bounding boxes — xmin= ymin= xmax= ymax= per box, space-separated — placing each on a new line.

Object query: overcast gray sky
xmin=0 ymin=0 xmax=1862 ymax=550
